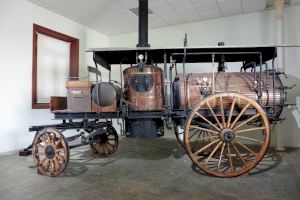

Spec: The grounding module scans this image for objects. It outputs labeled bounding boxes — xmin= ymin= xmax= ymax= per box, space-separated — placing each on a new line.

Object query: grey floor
xmin=0 ymin=137 xmax=300 ymax=200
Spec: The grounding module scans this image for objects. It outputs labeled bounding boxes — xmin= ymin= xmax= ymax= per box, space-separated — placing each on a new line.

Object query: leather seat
xmin=66 ymin=81 xmax=91 ymax=88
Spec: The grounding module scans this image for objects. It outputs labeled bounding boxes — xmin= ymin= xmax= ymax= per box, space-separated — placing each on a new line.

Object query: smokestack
xmin=218 ymin=42 xmax=225 ymax=72
xmin=136 ymin=0 xmax=150 ymax=47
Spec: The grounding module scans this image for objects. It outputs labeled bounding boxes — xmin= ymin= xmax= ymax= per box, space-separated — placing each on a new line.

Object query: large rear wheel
xmin=184 ymin=92 xmax=270 ymax=177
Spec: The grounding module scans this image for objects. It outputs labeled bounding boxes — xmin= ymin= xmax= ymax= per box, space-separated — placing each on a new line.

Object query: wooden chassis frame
xmin=32 ymin=24 xmax=79 ymax=109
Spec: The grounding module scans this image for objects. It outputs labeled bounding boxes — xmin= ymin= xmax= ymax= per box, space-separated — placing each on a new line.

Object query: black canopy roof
xmin=88 ymin=46 xmax=277 ymax=70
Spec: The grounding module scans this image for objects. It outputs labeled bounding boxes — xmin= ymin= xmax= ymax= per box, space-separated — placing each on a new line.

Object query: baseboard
xmin=0 ymin=149 xmax=24 ymax=157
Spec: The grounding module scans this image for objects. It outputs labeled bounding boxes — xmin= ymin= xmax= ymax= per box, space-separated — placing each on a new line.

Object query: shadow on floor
xmin=190 ymin=148 xmax=282 ymax=177
xmin=58 ymin=137 xmax=186 ymax=177
xmin=32 ymin=138 xmax=283 ymax=178
xmin=76 ymin=137 xmax=186 ymax=160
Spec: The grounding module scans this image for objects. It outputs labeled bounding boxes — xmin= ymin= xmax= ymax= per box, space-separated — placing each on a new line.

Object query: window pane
xmin=37 ymin=33 xmax=70 ymax=103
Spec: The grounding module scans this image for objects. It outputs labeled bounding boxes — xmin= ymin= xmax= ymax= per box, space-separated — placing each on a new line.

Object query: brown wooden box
xmin=67 ymin=81 xmax=92 ymax=113
xmin=50 ymin=96 xmax=67 ymax=112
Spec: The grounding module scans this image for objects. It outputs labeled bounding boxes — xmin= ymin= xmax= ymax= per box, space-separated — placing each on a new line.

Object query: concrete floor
xmin=0 ymin=138 xmax=300 ymax=200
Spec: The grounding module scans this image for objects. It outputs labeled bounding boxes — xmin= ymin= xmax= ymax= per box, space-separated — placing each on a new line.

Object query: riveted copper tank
xmin=173 ymin=72 xmax=284 ymax=118
xmin=123 ymin=65 xmax=163 ymax=111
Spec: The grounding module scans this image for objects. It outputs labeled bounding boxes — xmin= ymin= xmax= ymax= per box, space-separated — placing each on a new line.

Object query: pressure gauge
xmin=138 ymin=54 xmax=144 ymax=62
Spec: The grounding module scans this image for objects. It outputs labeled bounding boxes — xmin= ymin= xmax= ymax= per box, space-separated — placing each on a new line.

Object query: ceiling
xmin=27 ymin=0 xmax=300 ymax=36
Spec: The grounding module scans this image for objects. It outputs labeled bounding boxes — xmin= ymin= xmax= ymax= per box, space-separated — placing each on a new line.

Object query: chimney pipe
xmin=218 ymin=42 xmax=225 ymax=72
xmin=136 ymin=0 xmax=150 ymax=47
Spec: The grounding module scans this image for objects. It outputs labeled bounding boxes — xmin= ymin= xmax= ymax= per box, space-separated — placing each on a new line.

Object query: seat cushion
xmin=66 ymin=81 xmax=91 ymax=88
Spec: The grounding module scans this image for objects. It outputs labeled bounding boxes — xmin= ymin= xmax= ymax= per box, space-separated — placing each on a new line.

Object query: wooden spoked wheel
xmin=90 ymin=126 xmax=119 ymax=158
xmin=185 ymin=92 xmax=270 ymax=177
xmin=33 ymin=128 xmax=69 ymax=177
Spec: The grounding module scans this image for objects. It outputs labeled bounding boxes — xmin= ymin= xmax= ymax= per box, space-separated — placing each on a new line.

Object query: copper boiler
xmin=173 ymin=72 xmax=284 ymax=117
xmin=123 ymin=65 xmax=164 ymax=111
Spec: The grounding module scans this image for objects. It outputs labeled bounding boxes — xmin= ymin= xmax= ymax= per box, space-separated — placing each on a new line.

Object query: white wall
xmin=0 ymin=0 xmax=109 ymax=154
xmin=110 ymin=6 xmax=300 ymax=148
xmin=1 ymin=1 xmax=299 ymax=153
xmin=110 ymin=10 xmax=275 ymax=47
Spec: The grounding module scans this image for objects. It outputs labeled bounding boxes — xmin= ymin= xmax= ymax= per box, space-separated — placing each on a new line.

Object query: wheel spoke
xmin=51 ymin=160 xmax=56 ymax=173
xmin=236 ymin=135 xmax=264 ymax=144
xmin=98 ymin=145 xmax=105 ymax=154
xmin=235 ymin=140 xmax=257 ymax=156
xmin=219 ymin=96 xmax=226 ymax=127
xmin=106 ymin=141 xmax=115 ymax=147
xmin=103 ymin=146 xmax=108 ymax=155
xmin=217 ymin=142 xmax=226 ymax=169
xmin=230 ymin=102 xmax=251 ymax=129
xmin=37 ymin=143 xmax=45 ymax=148
xmin=205 ymin=141 xmax=223 ymax=164
xmin=193 ymin=139 xmax=220 ymax=156
xmin=40 ymin=136 xmax=47 ymax=143
xmin=55 ymin=157 xmax=62 ymax=169
xmin=48 ymin=133 xmax=55 ymax=143
xmin=227 ymin=143 xmax=234 ymax=172
xmin=52 ymin=134 xmax=59 ymax=142
xmin=105 ymin=145 xmax=111 ymax=154
xmin=55 ymin=138 xmax=62 ymax=148
xmin=232 ymin=143 xmax=247 ymax=166
xmin=206 ymin=102 xmax=223 ymax=129
xmin=194 ymin=112 xmax=220 ymax=131
xmin=108 ymin=135 xmax=116 ymax=140
xmin=233 ymin=113 xmax=261 ymax=131
xmin=39 ymin=157 xmax=47 ymax=165
xmin=44 ymin=159 xmax=50 ymax=171
xmin=190 ymin=125 xmax=218 ymax=134
xmin=227 ymin=97 xmax=237 ymax=128
xmin=46 ymin=138 xmax=52 ymax=145
xmin=57 ymin=153 xmax=65 ymax=162
xmin=235 ymin=126 xmax=265 ymax=134
xmin=104 ymin=145 xmax=112 ymax=154
xmin=98 ymin=145 xmax=104 ymax=154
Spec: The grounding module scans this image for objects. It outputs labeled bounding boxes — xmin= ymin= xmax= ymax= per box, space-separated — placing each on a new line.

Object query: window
xmin=32 ymin=24 xmax=79 ymax=109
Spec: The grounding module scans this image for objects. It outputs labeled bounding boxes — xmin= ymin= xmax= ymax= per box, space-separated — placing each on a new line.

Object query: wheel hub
xmin=220 ymin=128 xmax=235 ymax=143
xmin=45 ymin=145 xmax=55 ymax=160
xmin=95 ymin=133 xmax=107 ymax=144
xmin=92 ymin=129 xmax=108 ymax=144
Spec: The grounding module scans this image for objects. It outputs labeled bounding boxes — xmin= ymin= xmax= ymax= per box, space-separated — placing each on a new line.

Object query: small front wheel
xmin=90 ymin=126 xmax=119 ymax=158
xmin=32 ymin=128 xmax=69 ymax=177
